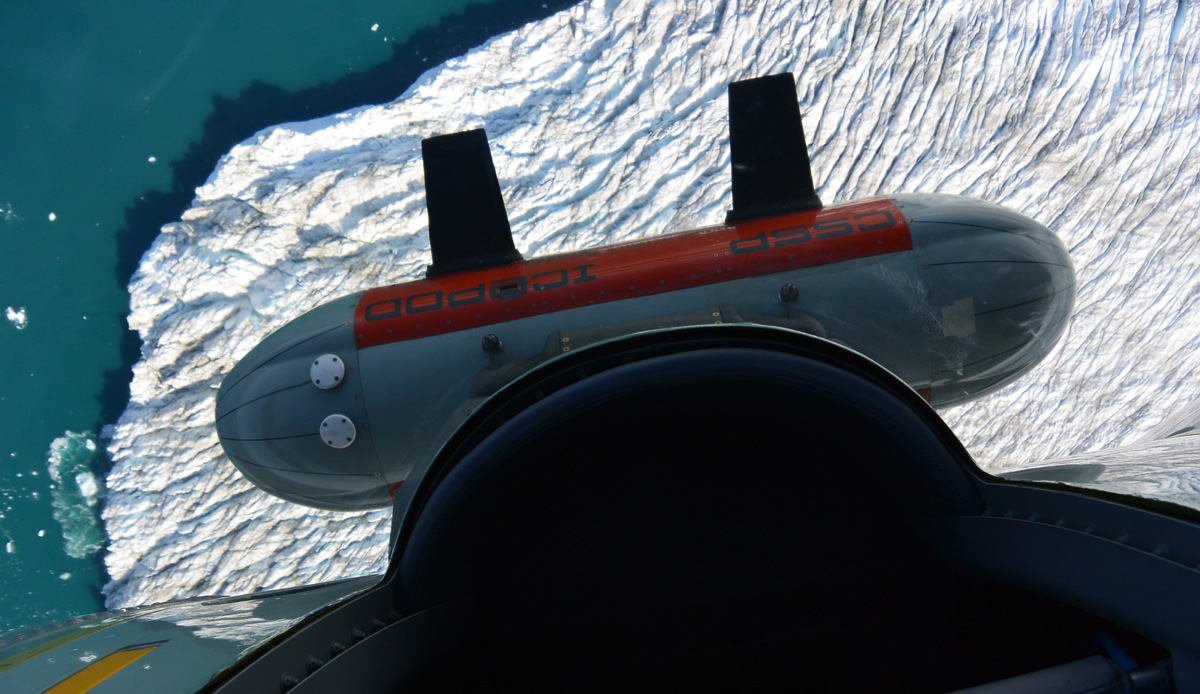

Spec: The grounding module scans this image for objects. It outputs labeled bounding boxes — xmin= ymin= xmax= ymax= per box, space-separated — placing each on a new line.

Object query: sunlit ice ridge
xmin=104 ymin=0 xmax=1199 ymax=609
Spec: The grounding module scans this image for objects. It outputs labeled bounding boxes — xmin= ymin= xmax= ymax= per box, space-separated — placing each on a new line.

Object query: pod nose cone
xmin=215 ymin=296 xmax=389 ymax=510
xmin=894 ymin=194 xmax=1076 ymax=405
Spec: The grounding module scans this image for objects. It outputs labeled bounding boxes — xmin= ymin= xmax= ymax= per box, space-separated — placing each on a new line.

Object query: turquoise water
xmin=0 ymin=0 xmax=574 ymax=632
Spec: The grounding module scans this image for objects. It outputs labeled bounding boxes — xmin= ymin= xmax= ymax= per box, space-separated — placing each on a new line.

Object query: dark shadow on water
xmin=96 ymin=0 xmax=581 ymax=438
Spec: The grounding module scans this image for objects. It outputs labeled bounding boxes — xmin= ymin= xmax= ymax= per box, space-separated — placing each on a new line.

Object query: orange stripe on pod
xmin=355 ymin=197 xmax=910 ymax=349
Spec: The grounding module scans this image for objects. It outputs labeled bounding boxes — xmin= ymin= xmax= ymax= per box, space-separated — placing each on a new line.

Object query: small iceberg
xmin=6 ymin=306 xmax=27 ymax=330
xmin=47 ymin=431 xmax=106 ymax=558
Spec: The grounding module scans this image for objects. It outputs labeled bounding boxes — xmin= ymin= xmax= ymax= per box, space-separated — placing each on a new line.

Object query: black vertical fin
xmin=725 ymin=73 xmax=823 ymax=224
xmin=423 ymin=129 xmax=523 ymax=278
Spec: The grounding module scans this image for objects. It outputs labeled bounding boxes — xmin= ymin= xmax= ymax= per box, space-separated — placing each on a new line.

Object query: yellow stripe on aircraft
xmin=42 ymin=642 xmax=163 ymax=694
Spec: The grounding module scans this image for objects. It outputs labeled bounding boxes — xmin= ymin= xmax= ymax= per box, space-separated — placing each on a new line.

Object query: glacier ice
xmin=104 ymin=0 xmax=1200 ymax=608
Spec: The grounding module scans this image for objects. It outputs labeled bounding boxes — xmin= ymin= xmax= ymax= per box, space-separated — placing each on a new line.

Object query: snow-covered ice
xmin=104 ymin=0 xmax=1200 ymax=608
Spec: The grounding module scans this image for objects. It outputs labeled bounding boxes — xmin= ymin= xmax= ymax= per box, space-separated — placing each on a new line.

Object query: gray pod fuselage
xmin=215 ymin=193 xmax=1075 ymax=510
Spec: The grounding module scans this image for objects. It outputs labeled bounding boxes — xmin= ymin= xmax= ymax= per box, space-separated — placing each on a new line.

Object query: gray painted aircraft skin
xmin=0 ymin=577 xmax=375 ymax=693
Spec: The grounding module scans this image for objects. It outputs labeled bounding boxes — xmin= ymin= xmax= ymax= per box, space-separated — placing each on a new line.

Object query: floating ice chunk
xmin=371 ymin=23 xmax=379 ymax=31
xmin=76 ymin=472 xmax=99 ymax=504
xmin=0 ymin=202 xmax=20 ymax=223
xmin=148 ymin=156 xmax=157 ymax=162
xmin=60 ymin=572 xmax=71 ymax=580
xmin=38 ymin=529 xmax=45 ymax=537
xmin=6 ymin=306 xmax=27 ymax=330
xmin=47 ymin=431 xmax=105 ymax=558
xmin=48 ymin=212 xmax=56 ymax=221
xmin=5 ymin=541 xmax=12 ymax=554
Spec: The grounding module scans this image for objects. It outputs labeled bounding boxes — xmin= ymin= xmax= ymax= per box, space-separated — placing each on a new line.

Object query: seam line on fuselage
xmin=220 ymin=432 xmax=320 ymax=443
xmin=215 ymin=380 xmax=311 ymax=423
xmin=974 ymin=281 xmax=1076 ymax=317
xmin=228 ymin=454 xmax=378 ymax=476
xmin=925 ymin=260 xmax=1074 ymax=269
xmin=902 ymin=218 xmax=1065 ymax=250
xmin=907 ymin=220 xmax=1064 ymax=252
xmin=960 ymin=342 xmax=1025 ymax=370
xmin=216 ymin=322 xmax=346 ymax=406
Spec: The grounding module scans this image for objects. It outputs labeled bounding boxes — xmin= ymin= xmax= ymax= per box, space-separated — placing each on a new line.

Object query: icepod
xmin=215 ymin=192 xmax=1073 ymax=510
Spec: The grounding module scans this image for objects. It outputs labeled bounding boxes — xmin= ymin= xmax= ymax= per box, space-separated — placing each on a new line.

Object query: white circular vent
xmin=311 ymin=354 xmax=345 ymax=390
xmin=321 ymin=414 xmax=356 ymax=449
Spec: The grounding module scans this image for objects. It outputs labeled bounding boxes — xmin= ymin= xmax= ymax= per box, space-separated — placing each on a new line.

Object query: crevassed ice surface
xmin=104 ymin=0 xmax=1200 ymax=608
